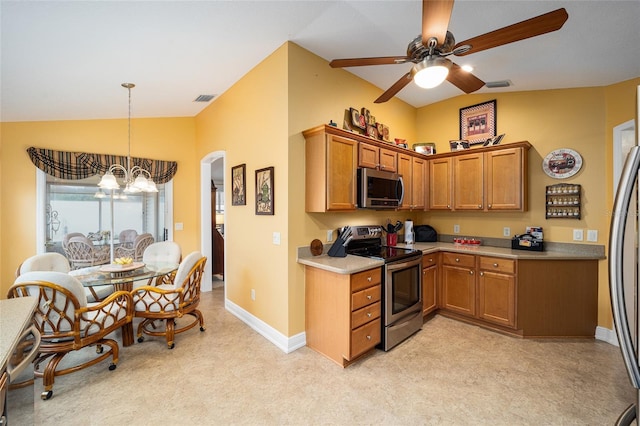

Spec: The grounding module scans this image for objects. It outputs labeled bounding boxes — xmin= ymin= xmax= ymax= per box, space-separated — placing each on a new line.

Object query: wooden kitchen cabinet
xmin=305 ymin=266 xmax=381 ymax=367
xmin=398 ymin=153 xmax=426 ymax=210
xmin=453 ymin=152 xmax=484 ymax=210
xmin=477 ymin=256 xmax=516 ymax=328
xmin=428 ymin=157 xmax=452 ymax=210
xmin=429 ymin=142 xmax=530 ymax=212
xmin=422 ymin=253 xmax=439 ymax=315
xmin=303 ymin=127 xmax=358 ymax=212
xmin=359 ymin=142 xmax=397 ymax=172
xmin=440 ymin=252 xmax=476 ymax=317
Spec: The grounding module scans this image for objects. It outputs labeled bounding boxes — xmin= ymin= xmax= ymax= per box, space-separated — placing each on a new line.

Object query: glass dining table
xmin=70 ymin=262 xmax=179 ymax=346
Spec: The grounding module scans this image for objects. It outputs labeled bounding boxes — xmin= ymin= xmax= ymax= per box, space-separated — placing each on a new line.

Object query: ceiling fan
xmin=329 ymin=0 xmax=568 ymax=103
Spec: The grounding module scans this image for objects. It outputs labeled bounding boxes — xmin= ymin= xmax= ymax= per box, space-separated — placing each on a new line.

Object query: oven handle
xmin=385 ymin=255 xmax=422 ymax=271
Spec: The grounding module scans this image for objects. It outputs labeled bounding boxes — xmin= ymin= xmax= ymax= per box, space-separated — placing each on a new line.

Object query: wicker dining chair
xmin=8 ymin=271 xmax=133 ymax=400
xmin=131 ymin=252 xmax=206 ymax=349
xmin=16 ymin=252 xmax=114 ymax=303
xmin=65 ymin=235 xmax=110 ymax=270
xmin=114 ymin=233 xmax=154 ymax=262
xmin=118 ymin=229 xmax=138 ymax=249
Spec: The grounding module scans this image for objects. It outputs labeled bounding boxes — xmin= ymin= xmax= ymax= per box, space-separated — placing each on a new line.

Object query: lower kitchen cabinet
xmin=441 ymin=252 xmax=476 ymax=317
xmin=422 ymin=253 xmax=439 ymax=315
xmin=304 ymin=266 xmax=381 ymax=367
xmin=437 ymin=252 xmax=597 ymax=338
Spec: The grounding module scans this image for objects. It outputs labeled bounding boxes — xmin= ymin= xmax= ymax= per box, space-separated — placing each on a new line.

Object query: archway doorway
xmin=200 ymin=151 xmax=225 ymax=293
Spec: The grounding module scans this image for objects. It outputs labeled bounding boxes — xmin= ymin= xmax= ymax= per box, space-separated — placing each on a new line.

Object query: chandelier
xmin=98 ymin=83 xmax=158 ymax=193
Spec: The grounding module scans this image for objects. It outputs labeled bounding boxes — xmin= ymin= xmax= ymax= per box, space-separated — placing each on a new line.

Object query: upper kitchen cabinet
xmin=303 ymin=126 xmax=358 ymax=212
xmin=359 ymin=143 xmax=397 ymax=172
xmin=429 ymin=142 xmax=531 ymax=212
xmin=398 ymin=153 xmax=426 ymax=211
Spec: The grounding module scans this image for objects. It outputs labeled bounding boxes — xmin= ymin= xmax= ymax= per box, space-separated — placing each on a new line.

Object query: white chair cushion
xmin=19 ymin=253 xmax=70 ymax=275
xmin=173 ymin=251 xmax=203 ymax=287
xmin=142 ymin=241 xmax=181 ymax=264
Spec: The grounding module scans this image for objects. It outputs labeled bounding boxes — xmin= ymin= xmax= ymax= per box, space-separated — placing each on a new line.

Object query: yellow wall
xmin=0 ymin=117 xmax=198 ymax=296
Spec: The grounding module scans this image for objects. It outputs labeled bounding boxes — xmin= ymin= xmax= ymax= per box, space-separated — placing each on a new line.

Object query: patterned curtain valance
xmin=27 ymin=147 xmax=178 ymax=184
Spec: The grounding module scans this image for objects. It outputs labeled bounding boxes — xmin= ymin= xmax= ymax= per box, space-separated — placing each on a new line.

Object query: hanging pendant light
xmin=98 ymin=83 xmax=158 ymax=193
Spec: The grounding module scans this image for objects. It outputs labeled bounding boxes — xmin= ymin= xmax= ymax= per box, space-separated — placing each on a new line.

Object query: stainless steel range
xmin=343 ymin=225 xmax=423 ymax=351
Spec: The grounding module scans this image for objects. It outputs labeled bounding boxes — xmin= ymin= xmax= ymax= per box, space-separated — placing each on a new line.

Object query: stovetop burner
xmin=341 ymin=225 xmax=422 ymax=263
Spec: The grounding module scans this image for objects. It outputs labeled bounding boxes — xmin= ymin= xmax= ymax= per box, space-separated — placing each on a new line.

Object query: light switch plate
xmin=453 ymin=224 xmax=460 ymax=234
xmin=272 ymin=232 xmax=281 ymax=245
xmin=327 ymin=230 xmax=333 ymax=242
xmin=587 ymin=230 xmax=598 ymax=242
xmin=503 ymin=227 xmax=511 ymax=237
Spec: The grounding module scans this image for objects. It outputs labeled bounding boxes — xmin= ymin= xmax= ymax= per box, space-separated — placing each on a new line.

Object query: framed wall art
xmin=255 ymin=166 xmax=274 ymax=215
xmin=231 ymin=164 xmax=246 ymax=206
xmin=460 ymin=100 xmax=496 ymax=145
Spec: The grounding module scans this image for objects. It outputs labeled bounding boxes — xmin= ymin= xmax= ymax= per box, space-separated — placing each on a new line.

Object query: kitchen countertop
xmin=297 ymin=241 xmax=605 ymax=275
xmin=0 ymin=296 xmax=37 ymax=372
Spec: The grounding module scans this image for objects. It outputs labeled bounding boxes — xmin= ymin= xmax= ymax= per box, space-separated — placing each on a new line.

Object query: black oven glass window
xmin=391 ymin=264 xmax=420 ymax=314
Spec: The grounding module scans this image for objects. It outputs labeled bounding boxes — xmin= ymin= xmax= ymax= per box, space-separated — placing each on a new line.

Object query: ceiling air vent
xmin=194 ymin=94 xmax=216 ymax=102
xmin=485 ymin=80 xmax=512 ymax=89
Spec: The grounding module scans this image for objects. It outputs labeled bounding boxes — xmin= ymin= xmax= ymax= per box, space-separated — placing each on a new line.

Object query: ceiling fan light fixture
xmin=412 ymin=56 xmax=451 ymax=89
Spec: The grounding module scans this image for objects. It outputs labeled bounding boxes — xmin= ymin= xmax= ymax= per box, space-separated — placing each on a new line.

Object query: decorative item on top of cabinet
xmin=545 ymin=184 xmax=581 ymax=219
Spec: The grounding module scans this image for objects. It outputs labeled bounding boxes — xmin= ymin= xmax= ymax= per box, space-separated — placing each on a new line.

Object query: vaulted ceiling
xmin=2 ymin=1 xmax=639 ymax=122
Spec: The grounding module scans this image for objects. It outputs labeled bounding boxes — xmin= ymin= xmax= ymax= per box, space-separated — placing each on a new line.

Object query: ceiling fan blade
xmin=374 ymin=72 xmax=413 ymax=104
xmin=454 ymin=8 xmax=568 ymax=56
xmin=422 ymin=0 xmax=454 ymax=47
xmin=446 ymin=63 xmax=485 ymax=93
xmin=329 ymin=56 xmax=409 ymax=68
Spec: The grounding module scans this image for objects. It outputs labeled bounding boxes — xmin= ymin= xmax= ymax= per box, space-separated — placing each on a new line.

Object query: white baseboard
xmin=225 ymin=298 xmax=306 ymax=354
xmin=596 ymin=326 xmax=619 ymax=346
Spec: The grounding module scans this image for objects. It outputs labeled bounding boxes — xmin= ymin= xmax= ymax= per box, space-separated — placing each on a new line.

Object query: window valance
xmin=27 ymin=147 xmax=178 ymax=184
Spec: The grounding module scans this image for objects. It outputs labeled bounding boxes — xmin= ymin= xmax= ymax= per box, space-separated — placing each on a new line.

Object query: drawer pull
xmin=367 ymin=276 xmax=372 ymax=282
xmin=470 ymin=270 xmax=474 ymax=275
xmin=366 ymin=335 xmax=371 ymax=340
xmin=367 ymin=312 xmax=372 ymax=317
xmin=429 ymin=258 xmax=433 ymax=262
xmin=480 ymin=271 xmax=484 ymax=276
xmin=493 ymin=263 xmax=499 ymax=267
xmin=367 ymin=295 xmax=372 ymax=300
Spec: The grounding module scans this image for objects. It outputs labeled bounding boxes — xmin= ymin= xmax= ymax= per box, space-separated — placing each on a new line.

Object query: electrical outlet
xmin=573 ymin=229 xmax=584 ymax=241
xmin=503 ymin=227 xmax=511 ymax=237
xmin=272 ymin=232 xmax=281 ymax=245
xmin=327 ymin=230 xmax=333 ymax=242
xmin=453 ymin=224 xmax=460 ymax=234
xmin=587 ymin=230 xmax=598 ymax=242
xmin=251 ymin=289 xmax=256 ymax=301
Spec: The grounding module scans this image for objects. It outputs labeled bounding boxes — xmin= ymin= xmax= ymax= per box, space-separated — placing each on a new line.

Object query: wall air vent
xmin=485 ymin=80 xmax=512 ymax=88
xmin=194 ymin=94 xmax=216 ymax=102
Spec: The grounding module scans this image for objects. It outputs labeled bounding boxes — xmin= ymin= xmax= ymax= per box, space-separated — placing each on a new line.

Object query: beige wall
xmin=0 ymin=117 xmax=197 ymax=296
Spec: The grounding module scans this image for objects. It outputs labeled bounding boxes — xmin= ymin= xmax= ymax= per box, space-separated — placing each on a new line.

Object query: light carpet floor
xmin=7 ymin=286 xmax=635 ymax=425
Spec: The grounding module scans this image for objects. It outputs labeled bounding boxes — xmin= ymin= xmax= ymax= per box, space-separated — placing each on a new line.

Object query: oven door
xmin=384 ymin=255 xmax=423 ymax=326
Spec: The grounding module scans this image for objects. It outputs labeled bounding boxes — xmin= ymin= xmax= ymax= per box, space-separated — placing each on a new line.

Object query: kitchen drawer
xmin=479 ymin=256 xmax=515 ymax=274
xmin=351 ymin=301 xmax=381 ymax=329
xmin=350 ymin=318 xmax=381 ymax=359
xmin=351 ymin=268 xmax=381 ymax=293
xmin=442 ymin=252 xmax=475 ymax=268
xmin=422 ymin=254 xmax=438 ymax=268
xmin=352 ymin=285 xmax=381 ymax=311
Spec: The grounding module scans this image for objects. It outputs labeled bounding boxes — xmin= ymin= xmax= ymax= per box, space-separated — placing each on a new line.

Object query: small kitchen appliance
xmin=343 ymin=225 xmax=423 ymax=351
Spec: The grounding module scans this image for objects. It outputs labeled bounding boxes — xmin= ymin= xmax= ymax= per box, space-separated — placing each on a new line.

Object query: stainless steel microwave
xmin=357 ymin=168 xmax=404 ymax=209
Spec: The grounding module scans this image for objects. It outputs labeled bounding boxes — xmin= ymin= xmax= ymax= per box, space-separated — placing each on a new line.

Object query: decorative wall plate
xmin=542 ymin=148 xmax=583 ymax=179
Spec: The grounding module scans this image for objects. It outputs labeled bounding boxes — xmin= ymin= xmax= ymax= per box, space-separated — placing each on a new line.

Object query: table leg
xmin=121 ymin=322 xmax=134 ymax=347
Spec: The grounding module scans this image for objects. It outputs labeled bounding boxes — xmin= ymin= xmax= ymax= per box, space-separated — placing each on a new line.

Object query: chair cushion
xmin=19 ymin=253 xmax=70 ymax=275
xmin=15 ymin=271 xmax=88 ymax=306
xmin=142 ymin=241 xmax=181 ymax=264
xmin=173 ymin=251 xmax=203 ymax=288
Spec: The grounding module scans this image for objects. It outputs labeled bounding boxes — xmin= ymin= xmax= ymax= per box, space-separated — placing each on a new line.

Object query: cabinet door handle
xmin=470 ymin=270 xmax=474 ymax=275
xmin=480 ymin=271 xmax=484 ymax=276
xmin=478 ymin=204 xmax=482 ymax=209
xmin=447 ymin=204 xmax=451 ymax=209
xmin=488 ymin=204 xmax=492 ymax=209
